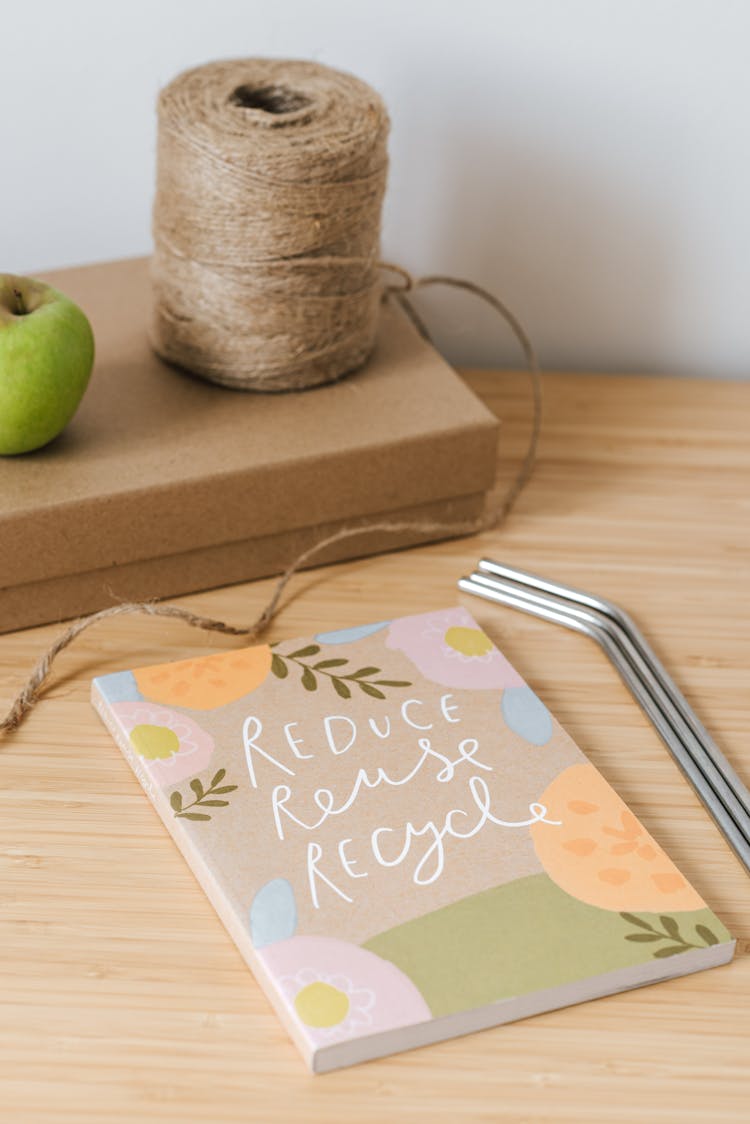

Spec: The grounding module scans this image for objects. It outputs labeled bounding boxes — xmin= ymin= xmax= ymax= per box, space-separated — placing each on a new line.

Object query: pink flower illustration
xmin=257 ymin=935 xmax=431 ymax=1047
xmin=110 ymin=700 xmax=214 ymax=786
xmin=386 ymin=607 xmax=525 ymax=690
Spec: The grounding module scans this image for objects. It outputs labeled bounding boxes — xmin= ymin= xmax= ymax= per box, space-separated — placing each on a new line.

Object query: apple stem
xmin=12 ymin=288 xmax=26 ymax=316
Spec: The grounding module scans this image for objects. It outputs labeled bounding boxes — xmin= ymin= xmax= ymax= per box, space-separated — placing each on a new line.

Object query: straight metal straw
xmin=458 ymin=567 xmax=750 ymax=874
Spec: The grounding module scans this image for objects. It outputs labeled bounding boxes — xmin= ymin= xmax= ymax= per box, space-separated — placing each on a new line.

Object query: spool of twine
xmin=151 ymin=58 xmax=389 ymax=390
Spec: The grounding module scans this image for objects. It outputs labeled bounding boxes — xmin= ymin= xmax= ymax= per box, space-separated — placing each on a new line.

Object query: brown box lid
xmin=0 ymin=257 xmax=498 ymax=591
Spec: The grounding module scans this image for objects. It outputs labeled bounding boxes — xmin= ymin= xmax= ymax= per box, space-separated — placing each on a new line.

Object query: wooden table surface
xmin=1 ymin=369 xmax=749 ymax=1123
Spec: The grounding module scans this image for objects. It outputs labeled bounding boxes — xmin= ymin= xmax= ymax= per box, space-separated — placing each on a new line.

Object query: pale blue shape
xmin=93 ymin=670 xmax=142 ymax=703
xmin=249 ymin=877 xmax=297 ymax=948
xmin=314 ymin=620 xmax=390 ymax=645
xmin=501 ymin=686 xmax=553 ymax=746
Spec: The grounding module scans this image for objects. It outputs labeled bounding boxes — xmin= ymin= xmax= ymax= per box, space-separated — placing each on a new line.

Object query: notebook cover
xmin=91 ymin=606 xmax=734 ymax=1070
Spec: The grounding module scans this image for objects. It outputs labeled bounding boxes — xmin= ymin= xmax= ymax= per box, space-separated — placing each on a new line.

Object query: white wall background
xmin=3 ymin=0 xmax=749 ymax=378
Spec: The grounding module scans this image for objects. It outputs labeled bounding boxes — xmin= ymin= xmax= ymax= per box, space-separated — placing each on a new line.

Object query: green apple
xmin=0 ymin=274 xmax=94 ymax=455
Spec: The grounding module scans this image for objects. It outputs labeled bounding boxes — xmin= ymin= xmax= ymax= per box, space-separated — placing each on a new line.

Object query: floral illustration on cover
xmin=134 ymin=646 xmax=273 ymax=710
xmin=169 ymin=768 xmax=238 ymax=821
xmin=500 ymin=684 xmax=553 ymax=745
xmin=270 ymin=641 xmax=411 ymax=700
xmin=248 ymin=878 xmax=431 ymax=1046
xmin=250 ymin=877 xmax=298 ymax=947
xmin=530 ymin=763 xmax=706 ymax=912
xmin=619 ymin=910 xmax=720 ymax=958
xmin=386 ymin=607 xmax=525 ymax=690
xmin=258 ymin=935 xmax=431 ymax=1045
xmin=94 ymin=669 xmax=142 ymax=703
xmin=314 ymin=621 xmax=390 ymax=645
xmin=109 ymin=700 xmax=214 ymax=786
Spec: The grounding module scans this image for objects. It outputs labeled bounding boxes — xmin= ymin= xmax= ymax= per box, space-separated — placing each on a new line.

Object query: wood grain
xmin=1 ymin=369 xmax=748 ymax=1123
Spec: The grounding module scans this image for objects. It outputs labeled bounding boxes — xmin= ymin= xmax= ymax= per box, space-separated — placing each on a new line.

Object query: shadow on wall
xmin=381 ymin=56 xmax=674 ymax=376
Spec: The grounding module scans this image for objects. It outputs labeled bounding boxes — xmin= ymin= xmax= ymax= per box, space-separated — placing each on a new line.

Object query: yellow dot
xmin=294 ymin=981 xmax=350 ymax=1028
xmin=129 ymin=723 xmax=180 ymax=761
xmin=444 ymin=626 xmax=493 ymax=657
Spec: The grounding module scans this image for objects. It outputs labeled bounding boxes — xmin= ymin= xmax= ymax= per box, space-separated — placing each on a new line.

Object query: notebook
xmin=91 ymin=606 xmax=734 ymax=1072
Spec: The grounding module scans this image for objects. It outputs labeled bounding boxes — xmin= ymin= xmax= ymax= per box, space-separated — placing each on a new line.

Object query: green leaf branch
xmin=170 ymin=768 xmax=238 ymax=821
xmin=620 ymin=912 xmax=720 ymax=958
xmin=270 ymin=644 xmax=411 ymax=700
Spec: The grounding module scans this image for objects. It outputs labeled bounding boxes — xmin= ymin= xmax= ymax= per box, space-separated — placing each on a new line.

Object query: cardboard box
xmin=0 ymin=258 xmax=498 ymax=632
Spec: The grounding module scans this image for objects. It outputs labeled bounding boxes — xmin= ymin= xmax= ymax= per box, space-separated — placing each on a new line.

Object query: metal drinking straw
xmin=458 ymin=560 xmax=750 ymax=874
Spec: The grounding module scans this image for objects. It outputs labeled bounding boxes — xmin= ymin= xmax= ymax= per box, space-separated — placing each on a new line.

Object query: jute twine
xmin=0 ymin=59 xmax=544 ymax=737
xmin=151 ymin=58 xmax=389 ymax=390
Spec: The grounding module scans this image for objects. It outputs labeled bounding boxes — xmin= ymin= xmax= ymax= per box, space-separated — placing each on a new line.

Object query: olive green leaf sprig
xmin=270 ymin=643 xmax=411 ymax=700
xmin=170 ymin=768 xmax=238 ymax=821
xmin=620 ymin=912 xmax=720 ymax=958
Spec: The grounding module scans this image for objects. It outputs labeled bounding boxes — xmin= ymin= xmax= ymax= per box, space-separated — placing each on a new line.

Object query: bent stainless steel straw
xmin=476 ymin=558 xmax=750 ymax=821
xmin=458 ymin=561 xmax=750 ymax=874
xmin=467 ymin=567 xmax=750 ymax=833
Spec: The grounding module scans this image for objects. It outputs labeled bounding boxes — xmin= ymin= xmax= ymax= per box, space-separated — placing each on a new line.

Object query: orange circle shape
xmin=530 ymin=763 xmax=705 ymax=912
xmin=134 ymin=645 xmax=272 ymax=710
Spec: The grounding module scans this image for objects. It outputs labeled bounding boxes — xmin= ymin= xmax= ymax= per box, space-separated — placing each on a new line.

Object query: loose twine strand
xmin=0 ymin=270 xmax=541 ymax=737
